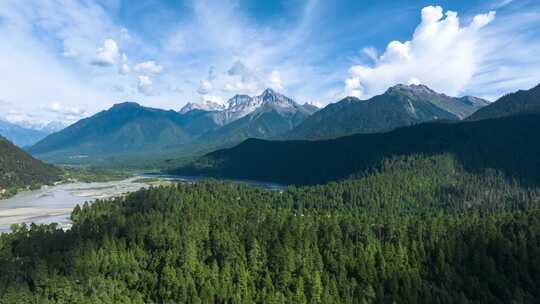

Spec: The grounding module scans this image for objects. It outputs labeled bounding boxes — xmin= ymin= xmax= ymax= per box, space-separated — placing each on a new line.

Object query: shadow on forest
xmin=176 ymin=114 xmax=540 ymax=186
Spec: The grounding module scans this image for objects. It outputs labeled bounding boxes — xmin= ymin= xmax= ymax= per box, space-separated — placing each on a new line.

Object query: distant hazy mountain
xmin=197 ymin=89 xmax=318 ymax=147
xmin=468 ymin=84 xmax=540 ymax=121
xmin=0 ymin=135 xmax=60 ymax=195
xmin=40 ymin=121 xmax=68 ymax=133
xmin=176 ymin=113 xmax=540 ymax=186
xmin=287 ymin=84 xmax=488 ymax=140
xmin=29 ymin=90 xmax=316 ymax=164
xmin=0 ymin=119 xmax=49 ymax=147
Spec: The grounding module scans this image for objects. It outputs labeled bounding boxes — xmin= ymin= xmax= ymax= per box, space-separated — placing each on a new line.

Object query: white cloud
xmin=362 ymin=47 xmax=378 ymax=63
xmin=134 ymin=61 xmax=164 ymax=75
xmin=227 ymin=61 xmax=256 ymax=82
xmin=491 ymin=0 xmax=514 ymax=9
xmin=225 ymin=60 xmax=285 ymax=95
xmin=201 ymin=94 xmax=225 ymax=104
xmin=197 ymin=80 xmax=212 ymax=95
xmin=222 ymin=81 xmax=259 ymax=94
xmin=120 ymin=27 xmax=132 ymax=42
xmin=46 ymin=102 xmax=86 ymax=116
xmin=91 ymin=39 xmax=119 ymax=67
xmin=196 ymin=66 xmax=218 ymax=95
xmin=2 ymin=0 xmax=537 ymax=119
xmin=267 ymin=70 xmax=284 ymax=92
xmin=408 ymin=77 xmax=422 ymax=85
xmin=118 ymin=53 xmax=130 ymax=75
xmin=0 ymin=1 xmax=120 ymax=124
xmin=345 ymin=77 xmax=362 ymax=98
xmin=344 ymin=6 xmax=496 ymax=98
xmin=137 ymin=75 xmax=153 ymax=95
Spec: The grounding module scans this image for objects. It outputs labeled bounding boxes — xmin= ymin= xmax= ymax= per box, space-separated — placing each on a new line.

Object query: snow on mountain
xmin=179 ymin=100 xmax=226 ymax=114
xmin=181 ymin=88 xmax=303 ymax=124
xmin=10 ymin=120 xmax=68 ymax=134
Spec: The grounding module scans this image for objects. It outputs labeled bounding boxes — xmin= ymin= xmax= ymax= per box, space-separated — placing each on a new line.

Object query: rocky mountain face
xmin=183 ymin=88 xmax=311 ymax=125
xmin=287 ymin=84 xmax=488 ymax=140
xmin=197 ymin=90 xmax=318 ymax=148
xmin=179 ymin=100 xmax=226 ymax=114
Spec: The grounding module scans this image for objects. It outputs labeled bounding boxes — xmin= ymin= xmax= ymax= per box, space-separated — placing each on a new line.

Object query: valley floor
xmin=0 ymin=177 xmax=149 ymax=233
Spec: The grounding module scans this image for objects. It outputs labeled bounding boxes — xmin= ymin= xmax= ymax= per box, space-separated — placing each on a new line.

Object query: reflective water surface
xmin=0 ymin=175 xmax=284 ymax=233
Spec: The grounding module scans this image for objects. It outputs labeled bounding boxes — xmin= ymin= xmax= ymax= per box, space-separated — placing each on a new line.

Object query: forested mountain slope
xmin=287 ymin=84 xmax=488 ymax=140
xmin=177 ymin=114 xmax=540 ymax=185
xmin=28 ymin=102 xmax=208 ymax=158
xmin=468 ymin=83 xmax=540 ymax=120
xmin=0 ymin=135 xmax=60 ymax=197
xmin=1 ymin=155 xmax=540 ymax=302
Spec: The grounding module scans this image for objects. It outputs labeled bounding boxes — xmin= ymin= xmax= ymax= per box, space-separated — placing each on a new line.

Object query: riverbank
xmin=0 ymin=177 xmax=149 ymax=233
xmin=0 ymin=175 xmax=285 ymax=233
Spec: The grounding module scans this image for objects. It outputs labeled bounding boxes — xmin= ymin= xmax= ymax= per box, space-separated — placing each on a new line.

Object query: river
xmin=0 ymin=175 xmax=284 ymax=233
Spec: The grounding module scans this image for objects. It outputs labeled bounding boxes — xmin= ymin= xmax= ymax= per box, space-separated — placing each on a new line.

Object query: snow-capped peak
xmin=258 ymin=88 xmax=296 ymax=107
xmin=180 ymin=100 xmax=226 ymax=114
xmin=220 ymin=89 xmax=298 ymax=122
xmin=388 ymin=83 xmax=437 ymax=95
xmin=180 ymin=89 xmax=300 ymax=123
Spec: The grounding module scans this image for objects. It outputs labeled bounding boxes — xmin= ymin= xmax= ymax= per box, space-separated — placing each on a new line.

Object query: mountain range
xmin=29 ymin=89 xmax=318 ymax=164
xmin=194 ymin=89 xmax=318 ymax=148
xmin=287 ymin=84 xmax=489 ymax=140
xmin=29 ymin=102 xmax=201 ymax=162
xmin=4 ymin=82 xmax=539 ymax=190
xmin=174 ymin=84 xmax=540 ymax=185
xmin=0 ymin=119 xmax=67 ymax=148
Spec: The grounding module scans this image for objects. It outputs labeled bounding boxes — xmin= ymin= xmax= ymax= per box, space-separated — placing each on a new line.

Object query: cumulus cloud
xmin=224 ymin=60 xmax=285 ymax=95
xmin=202 ymin=95 xmax=225 ymax=105
xmin=196 ymin=66 xmax=218 ymax=96
xmin=362 ymin=47 xmax=378 ymax=63
xmin=197 ymin=80 xmax=212 ymax=95
xmin=118 ymin=53 xmax=130 ymax=75
xmin=227 ymin=61 xmax=257 ymax=82
xmin=344 ymin=6 xmax=496 ymax=98
xmin=134 ymin=61 xmax=164 ymax=75
xmin=43 ymin=102 xmax=88 ymax=122
xmin=91 ymin=39 xmax=119 ymax=66
xmin=267 ymin=70 xmax=284 ymax=92
xmin=137 ymin=75 xmax=153 ymax=95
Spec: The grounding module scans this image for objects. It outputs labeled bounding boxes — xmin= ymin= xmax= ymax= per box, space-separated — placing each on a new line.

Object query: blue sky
xmin=0 ymin=0 xmax=539 ymax=124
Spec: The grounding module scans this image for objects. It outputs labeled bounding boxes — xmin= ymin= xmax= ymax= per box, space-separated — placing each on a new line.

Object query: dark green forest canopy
xmin=175 ymin=113 xmax=540 ymax=186
xmin=2 ymin=155 xmax=540 ymax=303
xmin=0 ymin=135 xmax=61 ymax=196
